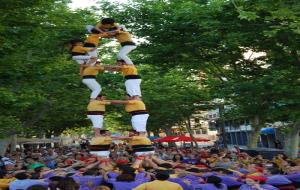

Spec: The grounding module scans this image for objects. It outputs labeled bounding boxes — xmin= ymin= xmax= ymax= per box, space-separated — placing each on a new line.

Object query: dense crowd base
xmin=0 ymin=145 xmax=300 ymax=190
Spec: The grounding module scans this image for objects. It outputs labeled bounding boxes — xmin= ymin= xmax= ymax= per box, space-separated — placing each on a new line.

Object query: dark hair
xmin=49 ymin=176 xmax=64 ymax=182
xmin=212 ymin=168 xmax=233 ymax=175
xmin=186 ymin=168 xmax=201 ymax=173
xmin=118 ymin=165 xmax=135 ymax=174
xmin=101 ymin=18 xmax=115 ymax=25
xmin=57 ymin=177 xmax=79 ymax=190
xmin=34 ymin=166 xmax=43 ymax=173
xmin=267 ymin=167 xmax=281 ymax=175
xmin=172 ymin=154 xmax=183 ymax=162
xmin=158 ymin=163 xmax=173 ymax=169
xmin=83 ymin=168 xmax=100 ymax=176
xmin=116 ymin=173 xmax=135 ymax=182
xmin=27 ymin=185 xmax=48 ymax=190
xmin=91 ymin=28 xmax=100 ymax=34
xmin=207 ymin=176 xmax=223 ymax=189
xmin=100 ymin=130 xmax=109 ymax=135
xmin=155 ymin=171 xmax=169 ymax=180
xmin=15 ymin=172 xmax=28 ymax=180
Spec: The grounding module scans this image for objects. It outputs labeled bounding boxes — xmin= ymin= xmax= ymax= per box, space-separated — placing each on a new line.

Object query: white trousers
xmin=117 ymin=45 xmax=136 ymax=65
xmin=72 ymin=55 xmax=92 ymax=64
xmin=86 ymin=25 xmax=94 ymax=33
xmin=82 ymin=79 xmax=101 ymax=99
xmin=87 ymin=49 xmax=97 ymax=58
xmin=90 ymin=151 xmax=110 ymax=158
xmin=87 ymin=115 xmax=104 ymax=129
xmin=135 ymin=151 xmax=155 ymax=156
xmin=131 ymin=114 xmax=149 ymax=132
xmin=125 ymin=79 xmax=142 ymax=97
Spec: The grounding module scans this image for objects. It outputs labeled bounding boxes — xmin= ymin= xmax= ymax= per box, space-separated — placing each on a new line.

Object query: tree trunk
xmin=247 ymin=115 xmax=262 ymax=149
xmin=284 ymin=122 xmax=300 ymax=159
xmin=0 ymin=137 xmax=12 ymax=156
xmin=153 ymin=130 xmax=159 ymax=137
xmin=10 ymin=135 xmax=17 ymax=152
xmin=185 ymin=117 xmax=199 ymax=148
xmin=165 ymin=127 xmax=176 ymax=147
xmin=218 ymin=104 xmax=227 ymax=148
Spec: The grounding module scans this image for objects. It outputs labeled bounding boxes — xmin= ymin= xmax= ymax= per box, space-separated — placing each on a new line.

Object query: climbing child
xmin=84 ymin=30 xmax=109 ymax=59
xmin=87 ymin=95 xmax=111 ymax=137
xmin=109 ymin=25 xmax=136 ymax=65
xmin=80 ymin=62 xmax=104 ymax=100
xmin=104 ymin=61 xmax=141 ymax=97
xmin=70 ymin=39 xmax=97 ymax=65
xmin=110 ymin=95 xmax=149 ymax=133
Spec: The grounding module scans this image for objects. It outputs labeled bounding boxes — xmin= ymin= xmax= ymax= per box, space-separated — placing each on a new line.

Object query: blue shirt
xmin=9 ymin=179 xmax=48 ymax=190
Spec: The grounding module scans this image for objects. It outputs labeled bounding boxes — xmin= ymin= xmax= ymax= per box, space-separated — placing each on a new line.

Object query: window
xmin=194 ymin=118 xmax=200 ymax=123
xmin=202 ymin=128 xmax=208 ymax=134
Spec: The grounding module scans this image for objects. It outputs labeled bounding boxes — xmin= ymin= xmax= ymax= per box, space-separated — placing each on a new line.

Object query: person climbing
xmin=69 ymin=39 xmax=97 ymax=65
xmin=110 ymin=95 xmax=149 ymax=132
xmin=87 ymin=95 xmax=111 ymax=137
xmin=105 ymin=61 xmax=141 ymax=97
xmin=81 ymin=61 xmax=107 ymax=100
xmin=89 ymin=130 xmax=112 ymax=158
xmin=83 ymin=30 xmax=110 ymax=64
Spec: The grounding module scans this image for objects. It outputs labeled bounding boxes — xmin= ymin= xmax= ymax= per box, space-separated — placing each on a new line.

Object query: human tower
xmin=69 ymin=18 xmax=153 ymax=158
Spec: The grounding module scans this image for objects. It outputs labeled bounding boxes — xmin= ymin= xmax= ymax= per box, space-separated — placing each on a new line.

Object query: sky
xmin=68 ymin=0 xmax=128 ymax=9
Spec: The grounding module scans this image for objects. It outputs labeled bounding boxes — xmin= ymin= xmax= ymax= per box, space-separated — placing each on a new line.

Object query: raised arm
xmin=79 ymin=64 xmax=85 ymax=76
xmin=109 ymin=100 xmax=129 ymax=104
xmin=103 ymin=65 xmax=122 ymax=72
xmin=112 ymin=136 xmax=131 ymax=140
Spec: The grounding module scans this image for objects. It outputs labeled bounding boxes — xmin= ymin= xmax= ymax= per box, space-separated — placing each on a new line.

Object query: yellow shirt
xmin=82 ymin=65 xmax=104 ymax=76
xmin=115 ymin=31 xmax=133 ymax=43
xmin=128 ymin=136 xmax=152 ymax=146
xmin=72 ymin=45 xmax=90 ymax=54
xmin=0 ymin=178 xmax=16 ymax=190
xmin=85 ymin=33 xmax=109 ymax=47
xmin=90 ymin=136 xmax=112 ymax=145
xmin=125 ymin=100 xmax=146 ymax=112
xmin=133 ymin=180 xmax=183 ymax=190
xmin=121 ymin=65 xmax=138 ymax=76
xmin=87 ymin=100 xmax=111 ymax=112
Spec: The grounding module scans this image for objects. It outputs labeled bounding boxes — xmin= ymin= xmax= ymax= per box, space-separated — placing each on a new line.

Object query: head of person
xmin=14 ymin=171 xmax=30 ymax=180
xmin=57 ymin=177 xmax=79 ymax=190
xmin=155 ymin=171 xmax=170 ymax=181
xmin=116 ymin=173 xmax=136 ymax=182
xmin=248 ymin=164 xmax=264 ymax=173
xmin=91 ymin=28 xmax=101 ymax=34
xmin=117 ymin=60 xmax=126 ymax=65
xmin=128 ymin=130 xmax=139 ymax=137
xmin=25 ymin=157 xmax=35 ymax=164
xmin=246 ymin=176 xmax=267 ymax=185
xmin=100 ymin=129 xmax=110 ymax=136
xmin=96 ymin=95 xmax=105 ymax=101
xmin=101 ymin=18 xmax=116 ymax=28
xmin=158 ymin=163 xmax=173 ymax=169
xmin=83 ymin=168 xmax=100 ymax=176
xmin=49 ymin=176 xmax=64 ymax=189
xmin=206 ymin=176 xmax=223 ymax=189
xmin=93 ymin=186 xmax=111 ymax=190
xmin=265 ymin=167 xmax=281 ymax=175
xmin=172 ymin=154 xmax=183 ymax=162
xmin=70 ymin=39 xmax=83 ymax=46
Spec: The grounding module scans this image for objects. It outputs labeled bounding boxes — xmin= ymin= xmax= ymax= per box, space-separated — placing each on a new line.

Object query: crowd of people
xmin=0 ymin=139 xmax=300 ymax=190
